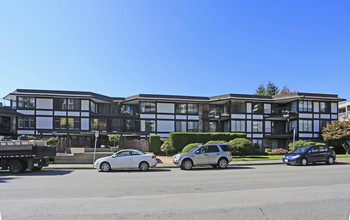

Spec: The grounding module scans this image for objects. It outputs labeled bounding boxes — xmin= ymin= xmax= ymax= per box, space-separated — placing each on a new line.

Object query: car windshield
xmin=293 ymin=146 xmax=310 ymax=154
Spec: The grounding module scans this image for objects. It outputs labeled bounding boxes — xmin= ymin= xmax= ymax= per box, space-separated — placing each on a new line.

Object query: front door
xmin=112 ymin=151 xmax=132 ymax=168
xmin=318 ymin=146 xmax=329 ymax=162
xmin=193 ymin=146 xmax=209 ymax=165
xmin=207 ymin=145 xmax=221 ymax=164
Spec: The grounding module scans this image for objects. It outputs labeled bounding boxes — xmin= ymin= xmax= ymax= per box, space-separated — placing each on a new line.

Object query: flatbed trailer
xmin=0 ymin=140 xmax=56 ymax=173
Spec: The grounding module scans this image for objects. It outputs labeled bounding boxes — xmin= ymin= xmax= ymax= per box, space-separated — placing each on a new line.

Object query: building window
xmin=231 ymin=101 xmax=245 ymax=113
xmin=299 ymin=101 xmax=312 ymax=112
xmin=140 ymin=102 xmax=156 ymax=113
xmin=90 ymin=101 xmax=96 ymax=113
xmin=320 ymin=102 xmax=330 ymax=113
xmin=122 ymin=105 xmax=138 ymax=116
xmin=299 ymin=120 xmax=312 ymax=132
xmin=91 ymin=118 xmax=107 ymax=131
xmin=188 ymin=121 xmax=199 ymax=132
xmin=68 ymin=118 xmax=80 ymax=130
xmin=67 ymin=99 xmax=80 ymax=110
xmin=176 ymin=104 xmax=187 ymax=114
xmin=231 ymin=120 xmax=245 ymax=132
xmin=264 ymin=104 xmax=271 ymax=114
xmin=54 ymin=98 xmax=67 ymax=110
xmin=265 ymin=121 xmax=271 ymax=133
xmin=18 ymin=116 xmax=35 ymax=129
xmin=224 ymin=121 xmax=230 ymax=132
xmin=176 ymin=121 xmax=187 ymax=132
xmin=97 ymin=103 xmax=110 ymax=114
xmin=125 ymin=120 xmax=139 ymax=132
xmin=320 ymin=120 xmax=331 ymax=131
xmin=252 ymin=121 xmax=263 ymax=132
xmin=209 ymin=122 xmax=217 ymax=132
xmin=140 ymin=120 xmax=155 ymax=132
xmin=252 ymin=103 xmax=263 ymax=114
xmin=110 ymin=119 xmax=122 ymax=132
xmin=18 ymin=97 xmax=35 ymax=109
xmin=188 ymin=104 xmax=198 ymax=114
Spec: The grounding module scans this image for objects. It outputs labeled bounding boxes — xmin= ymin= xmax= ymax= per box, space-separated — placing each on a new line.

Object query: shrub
xmin=228 ymin=138 xmax=254 ymax=155
xmin=47 ymin=136 xmax=59 ymax=146
xmin=315 ymin=142 xmax=326 ymax=145
xmin=182 ymin=143 xmax=203 ymax=153
xmin=288 ymin=140 xmax=306 ymax=151
xmin=271 ymin=148 xmax=288 ymax=155
xmin=149 ymin=135 xmax=161 ymax=155
xmin=27 ymin=135 xmax=36 ymax=140
xmin=169 ymin=132 xmax=246 ymax=153
xmin=205 ymin=140 xmax=227 ymax=145
xmin=265 ymin=148 xmax=272 ymax=153
xmin=108 ymin=134 xmax=120 ymax=147
xmin=303 ymin=142 xmax=316 ymax=146
xmin=160 ymin=141 xmax=175 ymax=156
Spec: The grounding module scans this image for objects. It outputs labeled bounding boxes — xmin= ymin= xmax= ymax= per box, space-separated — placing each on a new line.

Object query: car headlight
xmin=283 ymin=155 xmax=285 ymax=158
xmin=291 ymin=155 xmax=301 ymax=159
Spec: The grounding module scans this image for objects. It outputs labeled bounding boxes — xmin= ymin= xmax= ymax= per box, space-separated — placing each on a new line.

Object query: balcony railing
xmin=203 ymin=108 xmax=230 ymax=120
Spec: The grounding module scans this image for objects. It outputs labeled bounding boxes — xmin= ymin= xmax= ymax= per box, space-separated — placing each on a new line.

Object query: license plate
xmin=284 ymin=159 xmax=288 ymax=162
xmin=34 ymin=163 xmax=39 ymax=167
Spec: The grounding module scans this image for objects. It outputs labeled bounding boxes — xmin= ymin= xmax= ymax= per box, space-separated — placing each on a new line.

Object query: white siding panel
xmin=54 ymin=111 xmax=67 ymax=116
xmin=36 ymin=117 xmax=53 ymax=129
xmin=81 ymin=118 xmax=89 ymax=130
xmin=253 ymin=134 xmax=263 ymax=138
xmin=157 ymin=103 xmax=175 ymax=113
xmin=81 ymin=100 xmax=90 ymax=111
xmin=314 ymin=114 xmax=319 ymax=119
xmin=18 ymin=130 xmax=35 ymax=135
xmin=314 ymin=120 xmax=319 ymax=132
xmin=231 ymin=114 xmax=245 ymax=119
xmin=313 ymin=102 xmax=319 ymax=113
xmin=140 ymin=114 xmax=156 ymax=119
xmin=264 ymin=104 xmax=271 ymax=114
xmin=299 ymin=133 xmax=313 ymax=138
xmin=157 ymin=121 xmax=175 ymax=132
xmin=253 ymin=115 xmax=263 ymax=120
xmin=331 ymin=114 xmax=338 ymax=119
xmin=17 ymin=110 xmax=35 ymax=115
xmin=158 ymin=133 xmax=170 ymax=138
xmin=188 ymin=115 xmax=199 ymax=120
xmin=246 ymin=103 xmax=252 ymax=113
xmin=320 ymin=114 xmax=331 ymax=119
xmin=246 ymin=114 xmax=252 ymax=119
xmin=314 ymin=134 xmax=319 ymax=138
xmin=299 ymin=113 xmax=313 ymax=118
xmin=246 ymin=134 xmax=252 ymax=138
xmin=176 ymin=115 xmax=187 ymax=120
xmin=68 ymin=112 xmax=80 ymax=117
xmin=331 ymin=103 xmax=337 ymax=113
xmin=36 ymin=110 xmax=53 ymax=116
xmin=36 ymin=98 xmax=53 ymax=109
xmin=247 ymin=120 xmax=252 ymax=132
xmin=81 ymin=112 xmax=89 ymax=117
xmin=157 ymin=114 xmax=174 ymax=119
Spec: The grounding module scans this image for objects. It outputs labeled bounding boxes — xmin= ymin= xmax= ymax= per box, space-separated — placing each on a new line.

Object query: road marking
xmin=0 ymin=211 xmax=2 ymax=220
xmin=263 ymin=180 xmax=279 ymax=182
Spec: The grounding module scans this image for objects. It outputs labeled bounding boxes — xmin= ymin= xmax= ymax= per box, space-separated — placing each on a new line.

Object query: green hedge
xmin=149 ymin=135 xmax=161 ymax=155
xmin=169 ymin=132 xmax=246 ymax=153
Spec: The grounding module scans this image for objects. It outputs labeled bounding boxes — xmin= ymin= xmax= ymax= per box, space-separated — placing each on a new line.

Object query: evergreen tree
xmin=255 ymin=84 xmax=267 ymax=95
xmin=266 ymin=81 xmax=279 ymax=96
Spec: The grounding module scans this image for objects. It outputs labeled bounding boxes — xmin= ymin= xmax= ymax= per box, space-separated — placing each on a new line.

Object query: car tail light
xmin=229 ymin=152 xmax=232 ymax=156
xmin=332 ymin=150 xmax=335 ymax=154
xmin=152 ymin=155 xmax=156 ymax=159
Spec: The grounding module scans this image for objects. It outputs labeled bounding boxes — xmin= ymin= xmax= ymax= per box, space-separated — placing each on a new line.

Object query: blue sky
xmin=0 ymin=1 xmax=349 ymax=101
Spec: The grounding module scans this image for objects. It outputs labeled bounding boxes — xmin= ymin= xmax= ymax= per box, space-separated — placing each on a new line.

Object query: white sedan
xmin=94 ymin=149 xmax=157 ymax=172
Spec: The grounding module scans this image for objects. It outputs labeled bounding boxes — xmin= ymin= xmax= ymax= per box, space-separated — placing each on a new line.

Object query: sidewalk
xmin=46 ymin=157 xmax=350 ymax=170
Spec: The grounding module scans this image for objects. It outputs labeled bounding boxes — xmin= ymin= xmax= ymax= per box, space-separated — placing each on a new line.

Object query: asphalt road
xmin=1 ymin=163 xmax=350 ymax=220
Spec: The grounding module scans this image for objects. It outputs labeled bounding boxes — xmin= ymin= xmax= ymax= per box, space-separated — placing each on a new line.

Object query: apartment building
xmin=2 ymin=89 xmax=345 ymax=149
xmin=339 ymin=101 xmax=350 ymax=121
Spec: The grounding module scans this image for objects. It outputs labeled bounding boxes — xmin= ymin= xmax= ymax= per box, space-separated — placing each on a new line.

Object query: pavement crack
xmin=260 ymin=208 xmax=269 ymax=220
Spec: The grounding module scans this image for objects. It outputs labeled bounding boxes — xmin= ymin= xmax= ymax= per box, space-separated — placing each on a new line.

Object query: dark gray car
xmin=173 ymin=144 xmax=232 ymax=170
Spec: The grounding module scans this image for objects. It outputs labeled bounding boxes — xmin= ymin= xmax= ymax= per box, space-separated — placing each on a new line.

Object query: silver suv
xmin=173 ymin=144 xmax=232 ymax=170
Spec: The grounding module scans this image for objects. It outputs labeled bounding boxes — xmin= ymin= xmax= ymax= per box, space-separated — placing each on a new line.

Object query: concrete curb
xmin=46 ymin=158 xmax=350 ymax=170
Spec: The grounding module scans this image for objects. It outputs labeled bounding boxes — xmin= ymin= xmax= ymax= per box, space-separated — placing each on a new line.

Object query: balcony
xmin=265 ymin=129 xmax=295 ymax=139
xmin=202 ymin=109 xmax=230 ymax=121
xmin=266 ymin=107 xmax=298 ymax=121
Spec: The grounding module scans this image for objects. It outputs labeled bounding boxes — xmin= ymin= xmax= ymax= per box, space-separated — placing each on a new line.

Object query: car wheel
xmin=100 ymin=162 xmax=111 ymax=172
xmin=9 ymin=160 xmax=23 ymax=174
xmin=218 ymin=158 xmax=228 ymax=169
xmin=139 ymin=162 xmax=149 ymax=171
xmin=181 ymin=159 xmax=193 ymax=170
xmin=300 ymin=158 xmax=308 ymax=166
xmin=326 ymin=157 xmax=334 ymax=165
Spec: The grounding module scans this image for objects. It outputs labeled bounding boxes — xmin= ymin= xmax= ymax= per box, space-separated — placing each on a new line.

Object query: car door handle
xmin=216 ymin=153 xmax=220 ymax=155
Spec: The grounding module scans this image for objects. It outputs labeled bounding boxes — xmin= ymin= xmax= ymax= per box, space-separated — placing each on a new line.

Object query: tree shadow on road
xmin=0 ymin=170 xmax=73 ymax=177
xmin=99 ymin=168 xmax=172 ymax=173
xmin=0 ymin=177 xmax=15 ymax=183
xmin=186 ymin=166 xmax=255 ymax=171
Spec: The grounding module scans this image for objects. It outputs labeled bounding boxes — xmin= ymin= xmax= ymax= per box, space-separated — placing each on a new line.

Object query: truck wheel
xmin=9 ymin=160 xmax=23 ymax=174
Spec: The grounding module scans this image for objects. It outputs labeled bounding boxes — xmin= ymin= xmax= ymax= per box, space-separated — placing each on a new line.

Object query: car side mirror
xmin=196 ymin=150 xmax=200 ymax=154
xmin=308 ymin=151 xmax=312 ymax=154
xmin=112 ymin=154 xmax=116 ymax=158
